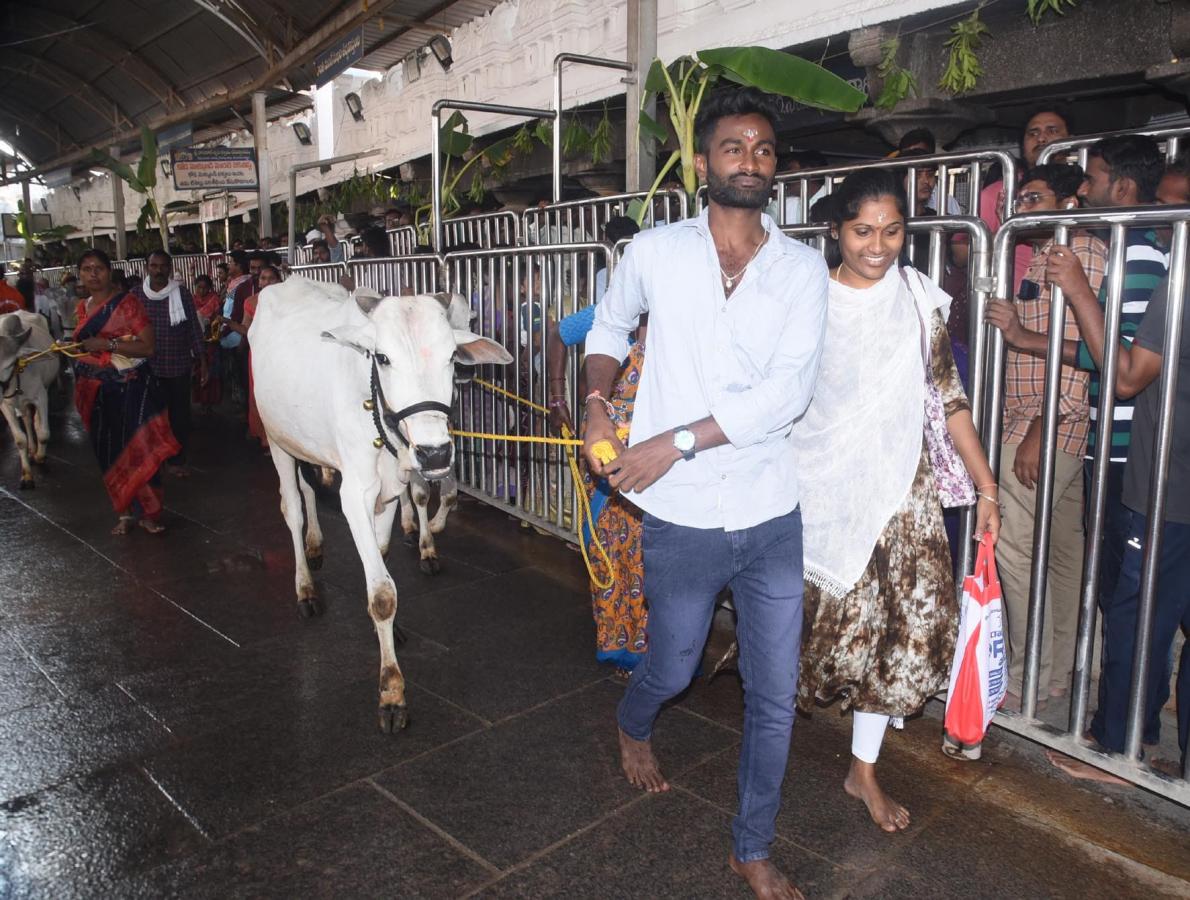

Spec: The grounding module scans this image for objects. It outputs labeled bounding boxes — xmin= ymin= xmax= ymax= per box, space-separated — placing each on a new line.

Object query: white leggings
xmin=851 ymin=711 xmax=890 ymax=764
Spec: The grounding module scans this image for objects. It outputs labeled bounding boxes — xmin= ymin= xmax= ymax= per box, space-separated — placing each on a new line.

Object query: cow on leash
xmin=0 ymin=311 xmax=58 ymax=489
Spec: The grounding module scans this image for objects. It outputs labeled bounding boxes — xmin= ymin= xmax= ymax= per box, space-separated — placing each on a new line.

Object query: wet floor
xmin=1 ymin=390 xmax=1188 ymax=899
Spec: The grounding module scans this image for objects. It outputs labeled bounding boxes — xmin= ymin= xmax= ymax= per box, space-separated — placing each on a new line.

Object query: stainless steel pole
xmin=1123 ymin=222 xmax=1188 ymax=759
xmin=552 ymin=54 xmax=632 ymax=204
xmin=1070 ymin=223 xmax=1127 ymax=733
xmin=1021 ymin=224 xmax=1070 ymax=719
xmin=287 ymin=149 xmax=381 ymax=263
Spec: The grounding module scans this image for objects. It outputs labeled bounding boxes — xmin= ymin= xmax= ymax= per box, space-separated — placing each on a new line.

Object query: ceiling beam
xmin=0 ymin=50 xmax=135 ymax=130
xmin=4 ymin=0 xmax=400 ymax=184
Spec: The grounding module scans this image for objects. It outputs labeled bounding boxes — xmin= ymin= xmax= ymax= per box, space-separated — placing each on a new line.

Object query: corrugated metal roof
xmin=0 ymin=0 xmax=500 ymax=171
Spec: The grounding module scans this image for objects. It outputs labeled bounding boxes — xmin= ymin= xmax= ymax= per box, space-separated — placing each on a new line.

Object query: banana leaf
xmin=87 ymin=148 xmax=144 ymax=193
xmin=163 ymin=200 xmax=198 ymax=212
xmin=639 ymin=110 xmax=669 ymax=144
xmin=136 ymin=199 xmax=154 ymax=235
xmin=696 ymin=46 xmax=866 ymax=112
xmin=137 ymin=126 xmax=157 ymax=189
xmin=439 ymin=110 xmax=474 ymax=157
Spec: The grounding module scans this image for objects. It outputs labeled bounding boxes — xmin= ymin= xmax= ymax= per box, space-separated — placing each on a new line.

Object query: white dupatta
xmin=791 ymin=265 xmax=951 ymax=597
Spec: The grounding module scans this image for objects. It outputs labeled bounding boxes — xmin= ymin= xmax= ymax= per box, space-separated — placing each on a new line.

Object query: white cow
xmin=0 ymin=311 xmax=58 ymax=489
xmin=249 ymin=277 xmax=510 ymax=732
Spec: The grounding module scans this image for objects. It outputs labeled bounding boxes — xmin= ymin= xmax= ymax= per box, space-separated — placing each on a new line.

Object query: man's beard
xmin=705 ymin=168 xmax=773 ymax=209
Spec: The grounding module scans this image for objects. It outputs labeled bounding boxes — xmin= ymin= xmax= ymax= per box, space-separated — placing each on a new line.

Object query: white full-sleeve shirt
xmin=586 ymin=209 xmax=828 ymax=532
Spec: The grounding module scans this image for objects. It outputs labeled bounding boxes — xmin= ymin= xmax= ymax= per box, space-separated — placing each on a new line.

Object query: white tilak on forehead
xmin=742 ymin=128 xmax=759 ymax=141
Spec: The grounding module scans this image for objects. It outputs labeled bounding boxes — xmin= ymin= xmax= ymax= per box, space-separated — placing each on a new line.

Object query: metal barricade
xmin=982 ymin=205 xmax=1190 ymax=802
xmin=697 ymin=151 xmax=1017 ymax=227
xmin=347 ymin=255 xmax=441 ymax=297
xmin=37 ymin=265 xmax=76 ymax=284
xmin=111 ymin=258 xmax=148 ymax=280
xmin=1039 ymin=124 xmax=1190 ymax=168
xmin=442 ymin=242 xmax=612 ymax=540
xmin=290 ymin=262 xmax=347 ymax=285
xmin=441 ymin=211 xmax=521 ymax=250
xmin=388 ymin=226 xmax=418 ymax=256
xmin=523 ymin=189 xmax=688 ymax=245
xmin=171 ymin=253 xmax=213 ymax=287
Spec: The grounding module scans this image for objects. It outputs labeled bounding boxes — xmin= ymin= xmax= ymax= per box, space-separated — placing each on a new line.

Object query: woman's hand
xmin=975 ymin=492 xmax=1001 ymax=545
xmin=79 ymin=337 xmax=109 ymax=353
xmin=548 ymin=398 xmax=574 ymax=436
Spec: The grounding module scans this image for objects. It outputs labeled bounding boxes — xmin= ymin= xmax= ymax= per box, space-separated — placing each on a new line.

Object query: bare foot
xmin=166 ymin=464 xmax=191 ymax=478
xmin=844 ymin=758 xmax=910 ymax=832
xmin=1045 ymin=750 xmax=1131 ymax=785
xmin=618 ymin=728 xmax=669 ymax=792
xmin=138 ymin=518 xmax=166 ymax=535
xmin=111 ymin=516 xmax=135 ymax=536
xmin=728 ymin=855 xmax=804 ymax=900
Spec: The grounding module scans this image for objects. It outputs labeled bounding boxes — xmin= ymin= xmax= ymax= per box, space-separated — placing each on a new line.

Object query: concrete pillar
xmin=110 ymin=145 xmax=127 ymax=260
xmin=625 ymin=0 xmax=657 ymax=192
xmin=20 ymin=179 xmax=32 ymax=258
xmin=253 ymin=91 xmax=272 ymax=240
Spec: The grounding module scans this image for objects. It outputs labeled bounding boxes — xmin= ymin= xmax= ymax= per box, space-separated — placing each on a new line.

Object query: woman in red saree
xmin=191 ymin=273 xmax=222 ymax=410
xmin=223 ymin=264 xmax=281 ymax=449
xmin=73 ymin=249 xmax=180 ymax=535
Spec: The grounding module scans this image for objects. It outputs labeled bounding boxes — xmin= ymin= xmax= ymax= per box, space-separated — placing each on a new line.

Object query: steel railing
xmin=522 ymin=189 xmax=687 ymax=246
xmin=1038 ymin=125 xmax=1190 ymax=169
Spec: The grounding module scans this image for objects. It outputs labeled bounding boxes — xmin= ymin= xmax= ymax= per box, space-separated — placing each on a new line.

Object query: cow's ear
xmin=453 ymin=331 xmax=513 ymax=365
xmin=354 ymin=287 xmax=384 ymax=316
xmin=9 ymin=326 xmax=33 ymax=348
xmin=431 ymin=291 xmax=452 ymax=310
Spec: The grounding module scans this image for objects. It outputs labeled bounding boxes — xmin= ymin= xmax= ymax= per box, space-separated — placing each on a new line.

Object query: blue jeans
xmin=618 ymin=507 xmax=804 ymax=863
xmin=1089 ymin=509 xmax=1190 ymax=764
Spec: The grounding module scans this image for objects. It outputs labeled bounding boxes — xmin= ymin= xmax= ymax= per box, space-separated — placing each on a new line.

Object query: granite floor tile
xmin=0 ymin=763 xmax=207 ymax=900
xmin=119 ymin=782 xmax=492 ymax=899
xmin=141 ymin=675 xmax=484 ymax=837
xmin=0 ymin=632 xmax=60 ymax=716
xmin=374 ymin=680 xmax=738 ymax=870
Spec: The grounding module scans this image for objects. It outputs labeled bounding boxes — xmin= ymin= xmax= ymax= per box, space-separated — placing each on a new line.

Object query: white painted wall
xmin=44 ymin=0 xmax=965 ymax=238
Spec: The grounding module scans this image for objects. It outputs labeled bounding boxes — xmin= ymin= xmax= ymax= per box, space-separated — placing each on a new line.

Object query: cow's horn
xmin=431 ymin=291 xmax=453 ymax=309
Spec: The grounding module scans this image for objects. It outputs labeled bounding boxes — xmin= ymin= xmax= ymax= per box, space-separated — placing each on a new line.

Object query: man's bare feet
xmin=728 ymin=854 xmax=804 ymax=900
xmin=111 ymin=516 xmax=135 ymax=536
xmin=1045 ymin=750 xmax=1131 ymax=785
xmin=844 ymin=758 xmax=910 ymax=832
xmin=138 ymin=518 xmax=166 ymax=535
xmin=618 ymin=728 xmax=669 ymax=792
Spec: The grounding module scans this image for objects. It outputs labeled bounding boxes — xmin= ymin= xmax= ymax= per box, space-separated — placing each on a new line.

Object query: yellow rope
xmin=454 ymin=378 xmax=615 ymax=589
xmin=16 ymin=341 xmax=86 ymax=371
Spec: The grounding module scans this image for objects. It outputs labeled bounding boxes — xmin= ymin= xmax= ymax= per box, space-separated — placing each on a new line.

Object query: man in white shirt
xmin=583 ymin=87 xmax=828 ymax=900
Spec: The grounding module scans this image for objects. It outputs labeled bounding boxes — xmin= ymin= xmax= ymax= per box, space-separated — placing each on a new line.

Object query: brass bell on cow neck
xmin=363 ymin=399 xmax=375 ymax=411
xmin=373 ymin=437 xmax=385 ymax=448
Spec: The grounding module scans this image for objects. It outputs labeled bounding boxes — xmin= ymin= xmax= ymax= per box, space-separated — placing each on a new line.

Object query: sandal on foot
xmin=138 ymin=518 xmax=166 ymax=535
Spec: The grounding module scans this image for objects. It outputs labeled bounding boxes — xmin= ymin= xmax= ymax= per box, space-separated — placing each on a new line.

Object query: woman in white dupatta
xmin=793 ymin=170 xmax=1000 ymax=832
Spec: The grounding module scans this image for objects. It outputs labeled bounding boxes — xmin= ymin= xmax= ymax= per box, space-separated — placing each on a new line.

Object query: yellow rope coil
xmin=454 ymin=377 xmax=618 ymax=590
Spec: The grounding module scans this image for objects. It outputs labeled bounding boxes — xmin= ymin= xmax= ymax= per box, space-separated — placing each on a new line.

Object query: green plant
xmin=939 ymin=9 xmax=989 ymax=95
xmin=13 ymin=200 xmax=80 ymax=245
xmin=875 ymin=37 xmax=917 ymax=110
xmin=1027 ymin=0 xmax=1077 ymax=24
xmin=414 ymin=111 xmax=519 ymax=232
xmin=589 ymin=103 xmax=614 ymax=166
xmin=87 ymin=127 xmax=196 ymax=252
xmin=631 ymin=45 xmax=866 ymax=222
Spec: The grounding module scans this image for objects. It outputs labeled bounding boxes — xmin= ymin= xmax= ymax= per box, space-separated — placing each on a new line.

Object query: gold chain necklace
xmin=720 ymin=231 xmax=768 ymax=290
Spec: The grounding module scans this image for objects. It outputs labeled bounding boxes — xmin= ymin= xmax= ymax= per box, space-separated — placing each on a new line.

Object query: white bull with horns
xmin=0 ymin=311 xmax=58 ymax=489
xmin=249 ymin=277 xmax=511 ymax=732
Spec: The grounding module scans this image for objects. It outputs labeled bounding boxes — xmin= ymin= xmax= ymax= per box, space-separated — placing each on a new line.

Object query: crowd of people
xmin=2 ymin=81 xmax=1188 ymax=900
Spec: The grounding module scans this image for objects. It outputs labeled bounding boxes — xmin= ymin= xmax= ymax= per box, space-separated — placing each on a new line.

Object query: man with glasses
xmin=985 ymin=165 xmax=1107 ymax=711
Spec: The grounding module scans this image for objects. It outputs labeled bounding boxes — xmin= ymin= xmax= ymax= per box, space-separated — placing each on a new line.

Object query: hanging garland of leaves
xmin=1027 ymin=0 xmax=1078 ymax=24
xmin=938 ymin=9 xmax=989 ymax=95
xmin=874 ymin=37 xmax=917 ymax=110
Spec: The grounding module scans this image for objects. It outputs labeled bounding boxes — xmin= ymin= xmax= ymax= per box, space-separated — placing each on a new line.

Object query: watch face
xmin=674 ymin=429 xmax=695 ymax=452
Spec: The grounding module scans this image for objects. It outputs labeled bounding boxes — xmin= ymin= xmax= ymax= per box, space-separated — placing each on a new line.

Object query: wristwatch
xmin=673 ymin=426 xmax=696 ymax=462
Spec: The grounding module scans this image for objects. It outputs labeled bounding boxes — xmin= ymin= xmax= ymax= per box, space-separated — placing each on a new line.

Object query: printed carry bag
xmin=942 ymin=534 xmax=1008 ymax=760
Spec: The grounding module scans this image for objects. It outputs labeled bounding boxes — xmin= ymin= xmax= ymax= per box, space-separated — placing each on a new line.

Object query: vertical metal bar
xmin=431 ymin=108 xmax=443 ymax=253
xmin=1124 ymin=223 xmax=1187 ymax=759
xmin=985 ymin=223 xmax=1013 ymax=479
xmin=1168 ymin=136 xmax=1180 ymax=163
xmin=928 ymin=230 xmax=945 ymax=285
xmin=960 ymin=219 xmax=992 ymax=581
xmin=552 ymin=69 xmax=563 ymax=202
xmin=969 ymin=161 xmax=983 ymax=224
xmin=1070 ymin=223 xmax=1127 ymax=733
xmin=907 ymin=167 xmax=918 ymax=217
xmin=938 ymin=163 xmax=950 ymax=214
xmin=1022 ymin=224 xmax=1071 ymax=719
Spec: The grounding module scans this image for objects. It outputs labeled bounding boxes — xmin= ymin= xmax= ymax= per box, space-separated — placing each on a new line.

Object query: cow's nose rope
xmin=15 ymin=341 xmax=85 ymax=371
xmin=450 ymin=377 xmax=614 ymax=590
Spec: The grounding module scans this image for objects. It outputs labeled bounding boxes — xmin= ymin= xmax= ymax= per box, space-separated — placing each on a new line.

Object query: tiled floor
xmin=1 ymin=398 xmax=1187 ymax=899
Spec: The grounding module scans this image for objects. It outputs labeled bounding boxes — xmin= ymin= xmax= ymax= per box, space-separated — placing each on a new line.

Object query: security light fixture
xmin=404 ymin=50 xmax=422 ymax=83
xmin=292 ymin=122 xmax=313 ymax=146
xmin=344 ymin=92 xmax=364 ymax=123
xmin=160 ymin=158 xmax=172 ymax=178
xmin=427 ymin=35 xmax=452 ymax=71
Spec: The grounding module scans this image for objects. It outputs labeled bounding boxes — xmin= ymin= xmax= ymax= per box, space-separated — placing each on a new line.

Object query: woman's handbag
xmin=942 ymin=534 xmax=1008 ymax=760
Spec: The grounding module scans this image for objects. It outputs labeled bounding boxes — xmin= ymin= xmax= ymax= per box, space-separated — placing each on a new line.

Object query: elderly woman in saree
xmin=792 ymin=170 xmax=1000 ymax=832
xmin=72 ymin=249 xmax=179 ymax=535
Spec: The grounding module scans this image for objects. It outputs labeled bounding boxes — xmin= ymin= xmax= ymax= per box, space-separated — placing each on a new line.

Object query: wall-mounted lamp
xmin=404 ymin=51 xmax=422 ymax=83
xmin=71 ymin=185 xmax=81 ymax=200
xmin=160 ymin=158 xmax=172 ymax=178
xmin=427 ymin=35 xmax=452 ymax=71
xmin=292 ymin=122 xmax=312 ymax=146
xmin=39 ymin=197 xmax=48 ymax=212
xmin=344 ymin=92 xmax=365 ymax=123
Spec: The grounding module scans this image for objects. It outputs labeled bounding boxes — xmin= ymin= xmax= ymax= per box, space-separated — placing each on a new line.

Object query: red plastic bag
xmin=943 ymin=535 xmax=1008 ymax=755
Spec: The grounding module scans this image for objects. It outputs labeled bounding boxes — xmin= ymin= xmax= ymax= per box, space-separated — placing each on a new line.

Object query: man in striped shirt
xmin=1044 ymin=137 xmax=1167 ymax=614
